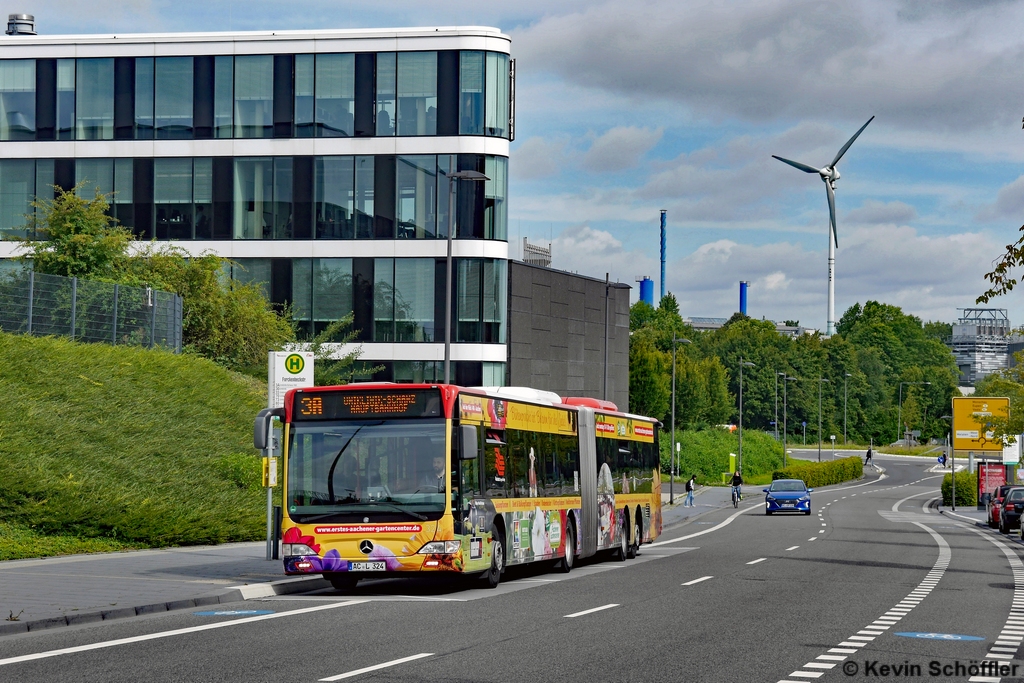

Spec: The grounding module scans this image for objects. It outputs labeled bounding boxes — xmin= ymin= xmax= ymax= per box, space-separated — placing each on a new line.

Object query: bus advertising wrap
xmin=458 ymin=394 xmax=577 ymax=436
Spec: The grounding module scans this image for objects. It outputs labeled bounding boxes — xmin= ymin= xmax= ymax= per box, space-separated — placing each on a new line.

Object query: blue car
xmin=763 ymin=479 xmax=813 ymax=515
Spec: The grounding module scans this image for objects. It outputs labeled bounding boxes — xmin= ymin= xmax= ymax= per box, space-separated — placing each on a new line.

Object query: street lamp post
xmin=669 ymin=335 xmax=692 ymax=504
xmin=818 ymin=378 xmax=830 ymax=462
xmin=443 ymin=158 xmax=489 ymax=384
xmin=774 ymin=371 xmax=782 ymax=441
xmin=940 ymin=415 xmax=954 ymax=510
xmin=738 ymin=358 xmax=756 ymax=472
xmin=896 ymin=381 xmax=931 ymax=444
xmin=783 ymin=376 xmax=797 ymax=468
xmin=844 ymin=372 xmax=852 ymax=445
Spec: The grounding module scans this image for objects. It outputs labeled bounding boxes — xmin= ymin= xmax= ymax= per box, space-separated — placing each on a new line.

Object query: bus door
xmin=577 ymin=407 xmax=598 ymax=558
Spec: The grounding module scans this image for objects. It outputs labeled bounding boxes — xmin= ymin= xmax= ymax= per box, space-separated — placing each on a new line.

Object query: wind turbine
xmin=772 ymin=116 xmax=874 ymax=336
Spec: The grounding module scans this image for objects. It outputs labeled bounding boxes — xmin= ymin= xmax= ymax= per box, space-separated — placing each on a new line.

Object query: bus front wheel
xmin=484 ymin=524 xmax=505 ymax=589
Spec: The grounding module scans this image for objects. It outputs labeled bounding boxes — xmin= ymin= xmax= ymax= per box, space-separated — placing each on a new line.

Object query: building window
xmin=482 ymin=362 xmax=505 ymax=387
xmin=135 ymin=58 xmax=154 ymax=139
xmin=272 ymin=159 xmax=293 ymax=239
xmin=291 ymin=257 xmax=313 ymax=336
xmin=314 ymin=156 xmax=354 ymax=239
xmin=154 ymin=157 xmax=193 ymax=239
xmin=396 ymin=155 xmax=437 ymax=239
xmin=315 ymin=53 xmax=354 ymax=137
xmin=193 ymin=158 xmax=213 ymax=239
xmin=483 ymin=259 xmax=507 ymax=343
xmin=56 ymin=59 xmax=75 ymax=141
xmin=154 ymin=57 xmax=193 ymax=139
xmin=0 ymin=159 xmax=44 ymax=238
xmin=373 ymin=257 xmax=395 ymax=341
xmin=0 ymin=60 xmax=35 ymax=141
xmin=457 ymin=258 xmax=506 ymax=343
xmin=293 ymin=54 xmax=314 ymax=138
xmin=312 ymin=257 xmax=353 ymax=334
xmin=459 ymin=52 xmax=483 ymax=136
xmin=484 ymin=156 xmax=508 ymax=241
xmin=396 ymin=52 xmax=436 ymax=136
xmin=394 ymin=361 xmax=442 ymax=383
xmin=214 ymin=56 xmax=233 ymax=139
xmin=76 ymin=58 xmax=114 ymax=140
xmin=233 ymin=157 xmax=273 ymax=239
xmin=485 ymin=52 xmax=510 ymax=138
xmin=394 ymin=258 xmax=435 ymax=341
xmin=112 ymin=157 xmax=134 ymax=229
xmin=76 ymin=158 xmax=114 ymax=196
xmin=234 ymin=55 xmax=273 ymax=138
xmin=354 ymin=155 xmax=374 ymax=238
xmin=231 ymin=258 xmax=271 ymax=299
xmin=375 ymin=52 xmax=396 ymax=136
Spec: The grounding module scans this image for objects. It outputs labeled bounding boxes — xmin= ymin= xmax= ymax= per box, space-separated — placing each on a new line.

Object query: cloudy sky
xmin=30 ymin=0 xmax=1024 ymax=329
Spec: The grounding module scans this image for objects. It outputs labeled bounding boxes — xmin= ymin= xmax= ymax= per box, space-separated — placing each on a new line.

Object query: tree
xmin=628 ymin=331 xmax=670 ymax=420
xmin=19 ymin=185 xmax=132 ymax=279
xmin=978 ymin=224 xmax=1024 ymax=303
xmin=306 ymin=314 xmax=381 ymax=386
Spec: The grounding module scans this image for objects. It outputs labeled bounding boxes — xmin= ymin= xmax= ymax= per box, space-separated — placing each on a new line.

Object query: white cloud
xmin=510 ymin=136 xmax=571 ymax=180
xmin=976 ymin=175 xmax=1024 ymax=222
xmin=583 ymin=126 xmax=663 ymax=172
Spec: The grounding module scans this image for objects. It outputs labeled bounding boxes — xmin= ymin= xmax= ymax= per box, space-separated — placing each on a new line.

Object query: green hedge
xmin=772 ymin=456 xmax=863 ymax=488
xmin=941 ymin=472 xmax=978 ymax=507
xmin=660 ymin=428 xmax=783 ymax=484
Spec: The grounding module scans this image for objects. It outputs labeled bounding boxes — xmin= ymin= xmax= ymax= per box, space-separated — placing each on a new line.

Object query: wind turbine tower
xmin=772 ymin=116 xmax=874 ymax=336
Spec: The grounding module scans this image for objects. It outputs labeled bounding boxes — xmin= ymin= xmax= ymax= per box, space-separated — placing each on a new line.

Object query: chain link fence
xmin=0 ymin=270 xmax=182 ymax=352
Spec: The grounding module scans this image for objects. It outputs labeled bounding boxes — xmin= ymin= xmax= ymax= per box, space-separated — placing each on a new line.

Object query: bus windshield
xmin=287 ymin=418 xmax=447 ymax=523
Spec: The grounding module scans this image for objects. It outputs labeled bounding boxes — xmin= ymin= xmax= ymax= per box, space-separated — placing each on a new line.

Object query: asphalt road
xmin=1 ymin=457 xmax=1020 ymax=683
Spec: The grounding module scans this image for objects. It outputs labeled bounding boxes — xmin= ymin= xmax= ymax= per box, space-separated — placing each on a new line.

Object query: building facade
xmin=0 ymin=24 xmax=512 ymax=386
xmin=951 ymin=308 xmax=1011 ymax=386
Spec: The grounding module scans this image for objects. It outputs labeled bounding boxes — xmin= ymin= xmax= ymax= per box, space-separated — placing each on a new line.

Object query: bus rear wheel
xmin=483 ymin=524 xmax=505 ymax=589
xmin=613 ymin=514 xmax=628 ymax=561
xmin=558 ymin=520 xmax=575 ymax=573
xmin=327 ymin=574 xmax=358 ymax=591
xmin=627 ymin=516 xmax=641 ymax=559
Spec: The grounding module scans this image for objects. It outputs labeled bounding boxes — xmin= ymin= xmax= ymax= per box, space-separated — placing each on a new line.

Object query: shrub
xmin=941 ymin=471 xmax=977 ymax=507
xmin=661 ymin=428 xmax=783 ymax=484
xmin=773 ymin=456 xmax=863 ymax=488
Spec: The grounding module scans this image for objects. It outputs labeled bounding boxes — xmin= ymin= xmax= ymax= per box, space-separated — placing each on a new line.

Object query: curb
xmin=0 ymin=575 xmax=329 ymax=638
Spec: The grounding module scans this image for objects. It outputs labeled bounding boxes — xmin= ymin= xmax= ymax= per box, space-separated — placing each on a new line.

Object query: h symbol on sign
xmin=286 ymin=355 xmax=304 ymax=373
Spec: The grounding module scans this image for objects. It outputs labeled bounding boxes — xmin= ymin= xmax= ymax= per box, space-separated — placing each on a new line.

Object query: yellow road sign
xmin=952 ymin=396 xmax=1009 ymax=451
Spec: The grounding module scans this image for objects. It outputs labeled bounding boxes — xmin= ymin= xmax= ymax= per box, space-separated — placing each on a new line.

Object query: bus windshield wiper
xmin=325 ymin=421 xmax=383 ymax=503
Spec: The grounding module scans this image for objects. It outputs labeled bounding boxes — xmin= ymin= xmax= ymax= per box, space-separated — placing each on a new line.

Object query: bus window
xmin=542 ymin=433 xmax=560 ymax=496
xmin=557 ymin=434 xmax=580 ymax=495
xmin=484 ymin=429 xmax=507 ymax=497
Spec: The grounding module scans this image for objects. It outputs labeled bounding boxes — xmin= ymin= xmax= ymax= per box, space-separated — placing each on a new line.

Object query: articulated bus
xmin=253 ymin=383 xmax=662 ymax=589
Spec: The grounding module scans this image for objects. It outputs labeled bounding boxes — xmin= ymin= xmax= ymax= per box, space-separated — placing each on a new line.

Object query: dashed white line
xmin=564 ymin=603 xmax=619 ymax=618
xmin=682 ymin=576 xmax=713 ymax=586
xmin=786 ymin=546 xmax=800 ymax=551
xmin=747 ymin=558 xmax=767 ymax=565
xmin=319 ymin=653 xmax=434 ymax=681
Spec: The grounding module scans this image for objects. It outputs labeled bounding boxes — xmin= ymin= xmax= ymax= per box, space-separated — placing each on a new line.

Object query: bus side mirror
xmin=459 ymin=424 xmax=481 ymax=460
xmin=254 ymin=407 xmax=285 ymax=450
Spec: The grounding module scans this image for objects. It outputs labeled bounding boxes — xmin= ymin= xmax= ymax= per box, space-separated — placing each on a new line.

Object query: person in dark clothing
xmin=865 ymin=447 xmax=873 ymax=467
xmin=684 ymin=475 xmax=696 ymax=507
xmin=730 ymin=470 xmax=743 ymax=500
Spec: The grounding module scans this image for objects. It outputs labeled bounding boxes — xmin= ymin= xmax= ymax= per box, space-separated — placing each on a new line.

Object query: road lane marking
xmin=649 ymin=505 xmax=757 ymax=546
xmin=808 ymin=537 xmax=817 ymax=541
xmin=682 ymin=576 xmax=713 ymax=586
xmin=319 ymin=653 xmax=433 ymax=681
xmin=964 ymin=528 xmax=1024 ymax=681
xmin=786 ymin=546 xmax=800 ymax=551
xmin=564 ymin=603 xmax=619 ymax=618
xmin=747 ymin=558 xmax=767 ymax=565
xmin=0 ymin=599 xmax=368 ymax=667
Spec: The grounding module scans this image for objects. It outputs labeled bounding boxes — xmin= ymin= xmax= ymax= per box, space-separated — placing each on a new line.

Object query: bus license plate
xmin=350 ymin=561 xmax=386 ymax=571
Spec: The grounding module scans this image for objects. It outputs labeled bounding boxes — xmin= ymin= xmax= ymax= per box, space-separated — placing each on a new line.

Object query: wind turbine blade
xmin=830 ymin=116 xmax=875 ymax=168
xmin=825 ymin=182 xmax=838 ymax=247
xmin=772 ymin=155 xmax=819 ymax=174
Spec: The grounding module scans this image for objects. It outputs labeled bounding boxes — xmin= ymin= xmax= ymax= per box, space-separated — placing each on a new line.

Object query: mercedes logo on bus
xmin=359 ymin=540 xmax=374 ymax=555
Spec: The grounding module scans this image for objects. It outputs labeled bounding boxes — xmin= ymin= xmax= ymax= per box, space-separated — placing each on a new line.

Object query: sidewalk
xmin=0 ymin=542 xmax=322 ymax=636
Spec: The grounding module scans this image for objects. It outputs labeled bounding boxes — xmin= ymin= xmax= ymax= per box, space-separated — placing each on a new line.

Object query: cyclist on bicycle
xmin=731 ymin=470 xmax=743 ymax=501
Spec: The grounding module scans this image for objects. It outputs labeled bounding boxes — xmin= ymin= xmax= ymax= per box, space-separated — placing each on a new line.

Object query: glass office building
xmin=0 ymin=26 xmax=512 ymax=385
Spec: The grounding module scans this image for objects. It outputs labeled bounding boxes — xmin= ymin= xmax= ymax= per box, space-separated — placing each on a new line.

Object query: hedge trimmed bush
xmin=660 ymin=428 xmax=783 ymax=484
xmin=772 ymin=456 xmax=863 ymax=488
xmin=941 ymin=471 xmax=977 ymax=507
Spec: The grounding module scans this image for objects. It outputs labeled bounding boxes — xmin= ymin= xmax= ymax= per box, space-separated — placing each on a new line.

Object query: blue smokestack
xmin=639 ymin=277 xmax=654 ymax=306
xmin=739 ymin=281 xmax=749 ymax=316
xmin=660 ymin=210 xmax=666 ymax=301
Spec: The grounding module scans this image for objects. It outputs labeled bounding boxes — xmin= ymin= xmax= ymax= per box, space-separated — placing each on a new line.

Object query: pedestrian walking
xmin=865 ymin=447 xmax=873 ymax=468
xmin=684 ymin=475 xmax=696 ymax=507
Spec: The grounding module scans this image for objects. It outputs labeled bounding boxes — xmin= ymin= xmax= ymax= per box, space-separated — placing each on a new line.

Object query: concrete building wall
xmin=507 ymin=261 xmax=630 ymax=409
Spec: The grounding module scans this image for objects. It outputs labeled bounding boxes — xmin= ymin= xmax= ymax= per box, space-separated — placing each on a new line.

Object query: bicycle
xmin=731 ymin=485 xmax=742 ymax=508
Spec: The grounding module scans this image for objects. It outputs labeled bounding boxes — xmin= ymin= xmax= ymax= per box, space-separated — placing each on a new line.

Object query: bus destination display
xmin=293 ymin=389 xmax=442 ymax=420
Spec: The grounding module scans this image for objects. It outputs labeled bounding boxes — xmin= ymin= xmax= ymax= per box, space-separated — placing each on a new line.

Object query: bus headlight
xmin=283 ymin=543 xmax=318 ymax=556
xmin=418 ymin=540 xmax=461 ymax=554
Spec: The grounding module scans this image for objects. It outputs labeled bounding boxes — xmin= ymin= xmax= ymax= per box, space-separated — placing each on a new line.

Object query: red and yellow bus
xmin=254 ymin=383 xmax=661 ymax=589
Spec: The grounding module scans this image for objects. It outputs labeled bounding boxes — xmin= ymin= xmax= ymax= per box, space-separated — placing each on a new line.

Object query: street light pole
xmin=669 ymin=336 xmax=691 ymax=504
xmin=896 ymin=381 xmax=931 ymax=444
xmin=818 ymin=378 xmax=830 ymax=462
xmin=443 ymin=158 xmax=489 ymax=385
xmin=774 ymin=371 xmax=780 ymax=441
xmin=844 ymin=372 xmax=851 ymax=445
xmin=783 ymin=376 xmax=797 ymax=468
xmin=738 ymin=358 xmax=755 ymax=472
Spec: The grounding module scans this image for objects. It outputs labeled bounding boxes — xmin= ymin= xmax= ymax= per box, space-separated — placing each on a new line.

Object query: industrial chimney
xmin=6 ymin=14 xmax=36 ymax=35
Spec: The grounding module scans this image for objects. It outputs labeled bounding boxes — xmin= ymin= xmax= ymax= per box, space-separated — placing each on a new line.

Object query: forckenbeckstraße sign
xmin=268 ymin=351 xmax=315 ymax=409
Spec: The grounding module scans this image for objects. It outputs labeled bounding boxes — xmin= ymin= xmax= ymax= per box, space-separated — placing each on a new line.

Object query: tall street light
xmin=897 ymin=381 xmax=931 ymax=444
xmin=669 ymin=335 xmax=692 ymax=504
xmin=738 ymin=358 xmax=756 ymax=472
xmin=940 ymin=414 xmax=954 ymax=510
xmin=844 ymin=372 xmax=852 ymax=445
xmin=783 ymin=376 xmax=798 ymax=468
xmin=443 ymin=156 xmax=489 ymax=384
xmin=774 ymin=371 xmax=783 ymax=441
xmin=818 ymin=378 xmax=831 ymax=462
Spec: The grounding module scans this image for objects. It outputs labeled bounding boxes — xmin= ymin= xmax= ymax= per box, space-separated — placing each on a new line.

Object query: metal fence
xmin=0 ymin=270 xmax=182 ymax=352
